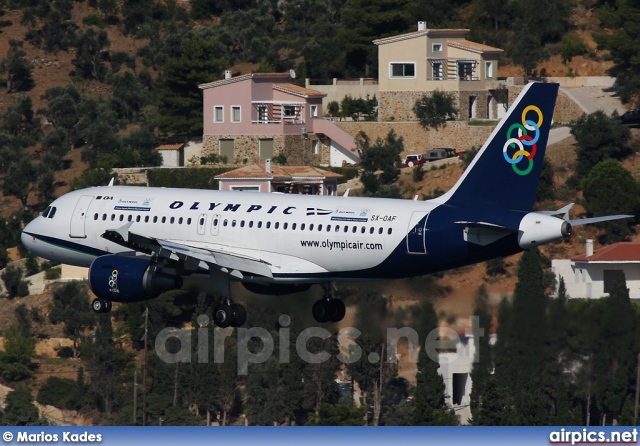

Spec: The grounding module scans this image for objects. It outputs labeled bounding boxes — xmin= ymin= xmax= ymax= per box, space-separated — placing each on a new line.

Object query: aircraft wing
xmin=101 ymin=224 xmax=273 ymax=279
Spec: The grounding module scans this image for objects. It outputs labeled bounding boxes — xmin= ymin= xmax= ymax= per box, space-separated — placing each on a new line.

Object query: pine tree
xmin=411 ymin=300 xmax=458 ymax=426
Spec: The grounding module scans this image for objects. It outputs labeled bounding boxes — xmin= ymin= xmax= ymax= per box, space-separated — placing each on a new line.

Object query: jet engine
xmin=89 ymin=255 xmax=183 ymax=302
xmin=518 ymin=212 xmax=571 ymax=250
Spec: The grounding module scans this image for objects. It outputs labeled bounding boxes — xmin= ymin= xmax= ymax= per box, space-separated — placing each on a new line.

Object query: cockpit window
xmin=42 ymin=206 xmax=51 ymax=218
xmin=48 ymin=207 xmax=57 ymax=219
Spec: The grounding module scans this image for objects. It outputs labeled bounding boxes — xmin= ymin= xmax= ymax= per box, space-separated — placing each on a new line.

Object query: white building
xmin=552 ymin=240 xmax=640 ymax=299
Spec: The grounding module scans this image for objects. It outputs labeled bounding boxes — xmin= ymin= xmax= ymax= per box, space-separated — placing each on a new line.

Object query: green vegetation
xmin=413 ymin=90 xmax=458 ymax=130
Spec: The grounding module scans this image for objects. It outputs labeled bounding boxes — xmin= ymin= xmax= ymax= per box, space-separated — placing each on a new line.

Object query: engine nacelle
xmin=242 ymin=282 xmax=311 ymax=296
xmin=89 ymin=255 xmax=183 ymax=302
xmin=518 ymin=212 xmax=571 ymax=249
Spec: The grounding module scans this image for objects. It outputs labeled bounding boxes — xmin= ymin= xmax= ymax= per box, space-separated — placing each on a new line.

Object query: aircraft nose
xmin=21 ymin=220 xmax=40 ymax=255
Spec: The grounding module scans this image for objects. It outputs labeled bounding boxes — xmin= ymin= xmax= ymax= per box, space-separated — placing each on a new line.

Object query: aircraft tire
xmin=329 ymin=299 xmax=346 ymax=322
xmin=104 ymin=300 xmax=112 ymax=313
xmin=214 ymin=304 xmax=234 ymax=328
xmin=231 ymin=304 xmax=247 ymax=327
xmin=92 ymin=298 xmax=105 ymax=313
xmin=312 ymin=299 xmax=331 ymax=323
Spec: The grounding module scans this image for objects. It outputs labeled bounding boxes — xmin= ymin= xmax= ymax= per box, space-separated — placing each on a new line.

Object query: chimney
xmin=586 ymin=239 xmax=594 ymax=257
xmin=224 ymin=70 xmax=232 ymax=79
xmin=265 ymin=159 xmax=272 ymax=173
xmin=418 ymin=21 xmax=427 ymax=31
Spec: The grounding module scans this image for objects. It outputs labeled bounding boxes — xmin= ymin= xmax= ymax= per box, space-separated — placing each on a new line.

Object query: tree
xmin=411 ymin=300 xmax=459 ymax=425
xmin=0 ymin=323 xmax=36 ymax=381
xmin=2 ymin=154 xmax=40 ymax=207
xmin=581 ymin=159 xmax=640 ymax=243
xmin=0 ymin=40 xmax=34 ymax=93
xmin=306 ymin=403 xmax=367 ymax=425
xmin=155 ymin=33 xmax=228 ymax=135
xmin=1 ymin=263 xmax=30 ymax=298
xmin=72 ymin=28 xmax=110 ymax=81
xmin=1 ymin=389 xmax=46 ymax=426
xmin=357 ymin=130 xmax=403 ymax=198
xmin=570 ymin=111 xmax=631 ymax=178
xmin=49 ymin=281 xmax=96 ymax=358
xmin=413 ymin=90 xmax=458 ymax=129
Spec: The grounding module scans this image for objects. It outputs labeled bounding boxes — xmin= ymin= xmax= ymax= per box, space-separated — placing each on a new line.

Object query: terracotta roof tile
xmin=448 ymin=40 xmax=503 ymax=54
xmin=572 ymin=242 xmax=640 ymax=262
xmin=155 ymin=143 xmax=184 ymax=151
xmin=373 ymin=28 xmax=469 ymax=45
xmin=273 ymin=84 xmax=326 ymax=98
xmin=198 ymin=73 xmax=291 ymax=89
xmin=214 ymin=164 xmax=342 ymax=180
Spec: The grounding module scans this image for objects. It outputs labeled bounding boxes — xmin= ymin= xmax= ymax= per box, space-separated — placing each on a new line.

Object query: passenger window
xmin=119 ymin=215 xmax=124 ymax=222
xmin=153 ymin=216 xmax=158 ymax=223
xmin=232 ymin=220 xmax=237 ymax=227
xmin=162 ymin=217 xmax=166 ymax=223
xmin=327 ymin=225 xmax=331 ymax=232
xmin=370 ymin=227 xmax=374 ymax=234
xmin=223 ymin=219 xmax=228 ymax=226
xmin=102 ymin=214 xmax=107 ymax=221
xmin=258 ymin=221 xmax=262 ymax=228
xmin=136 ymin=215 xmax=141 ymax=222
xmin=309 ymin=224 xmax=314 ymax=230
xmin=301 ymin=223 xmax=305 ymax=230
xmin=378 ymin=227 xmax=383 ymax=234
xmin=187 ymin=218 xmax=192 ymax=225
xmin=275 ymin=222 xmax=280 ymax=229
xmin=145 ymin=216 xmax=149 ymax=223
xmin=318 ymin=224 xmax=322 ymax=231
xmin=352 ymin=226 xmax=357 ymax=233
xmin=213 ymin=218 xmax=219 ymax=226
xmin=128 ymin=215 xmax=133 ymax=222
xmin=361 ymin=226 xmax=365 ymax=234
xmin=283 ymin=222 xmax=288 ymax=230
xmin=292 ymin=223 xmax=296 ymax=230
xmin=267 ymin=222 xmax=271 ymax=229
xmin=170 ymin=217 xmax=175 ymax=224
xmin=335 ymin=226 xmax=340 ymax=232
xmin=388 ymin=228 xmax=393 ymax=235
xmin=179 ymin=217 xmax=183 ymax=224
xmin=240 ymin=220 xmax=245 ymax=228
xmin=249 ymin=221 xmax=254 ymax=228
xmin=111 ymin=214 xmax=116 ymax=221
xmin=343 ymin=226 xmax=348 ymax=233
xmin=94 ymin=213 xmax=98 ymax=220
xmin=199 ymin=217 xmax=205 ymax=225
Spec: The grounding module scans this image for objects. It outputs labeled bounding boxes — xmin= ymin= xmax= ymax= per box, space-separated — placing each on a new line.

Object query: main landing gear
xmin=311 ymin=283 xmax=346 ymax=323
xmin=213 ymin=298 xmax=247 ymax=328
xmin=92 ymin=298 xmax=112 ymax=313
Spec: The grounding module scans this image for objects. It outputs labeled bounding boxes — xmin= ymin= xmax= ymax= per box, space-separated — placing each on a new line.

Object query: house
xmin=215 ymin=161 xmax=342 ymax=195
xmin=155 ymin=143 xmax=184 ymax=167
xmin=373 ymin=22 xmax=506 ymax=121
xmin=199 ymin=72 xmax=360 ymax=167
xmin=552 ymin=240 xmax=640 ymax=299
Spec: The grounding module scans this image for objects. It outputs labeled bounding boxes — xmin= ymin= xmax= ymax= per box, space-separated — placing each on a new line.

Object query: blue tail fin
xmin=437 ymin=82 xmax=559 ymax=212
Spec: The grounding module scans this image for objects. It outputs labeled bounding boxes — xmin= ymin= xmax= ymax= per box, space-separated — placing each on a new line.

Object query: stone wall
xmin=507 ymin=86 xmax=584 ymax=124
xmin=335 ymin=121 xmax=493 ymax=156
xmin=202 ymin=134 xmax=330 ymax=165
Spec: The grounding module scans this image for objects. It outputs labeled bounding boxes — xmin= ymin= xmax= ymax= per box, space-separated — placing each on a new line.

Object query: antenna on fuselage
xmin=108 ymin=178 xmax=115 ymax=187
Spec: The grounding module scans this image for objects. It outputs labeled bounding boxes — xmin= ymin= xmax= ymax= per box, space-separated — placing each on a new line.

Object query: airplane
xmin=20 ymin=82 xmax=629 ymax=328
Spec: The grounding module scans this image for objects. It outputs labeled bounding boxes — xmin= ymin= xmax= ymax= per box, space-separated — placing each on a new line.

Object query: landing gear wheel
xmin=213 ymin=304 xmax=234 ymax=328
xmin=328 ymin=299 xmax=346 ymax=322
xmin=92 ymin=298 xmax=109 ymax=313
xmin=312 ymin=299 xmax=331 ymax=323
xmin=231 ymin=303 xmax=247 ymax=327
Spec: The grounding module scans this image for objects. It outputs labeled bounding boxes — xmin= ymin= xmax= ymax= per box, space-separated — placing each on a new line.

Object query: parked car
xmin=401 ymin=154 xmax=426 ymax=168
xmin=425 ymin=148 xmax=459 ymax=162
xmin=618 ymin=110 xmax=640 ymax=127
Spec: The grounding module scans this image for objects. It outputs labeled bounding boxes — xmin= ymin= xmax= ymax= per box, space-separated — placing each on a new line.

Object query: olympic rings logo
xmin=503 ymin=105 xmax=543 ymax=176
xmin=108 ymin=269 xmax=118 ymax=292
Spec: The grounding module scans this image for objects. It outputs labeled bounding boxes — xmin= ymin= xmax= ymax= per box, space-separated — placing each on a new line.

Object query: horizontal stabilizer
xmin=569 ymin=215 xmax=633 ymax=226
